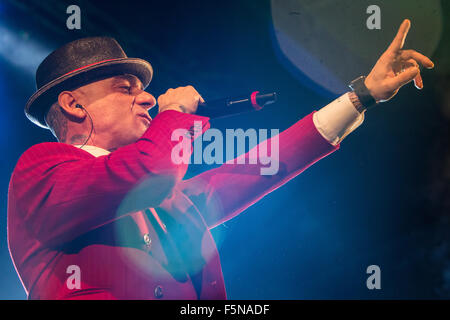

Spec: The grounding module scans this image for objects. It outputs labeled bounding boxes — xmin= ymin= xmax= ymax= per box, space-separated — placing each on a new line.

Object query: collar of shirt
xmin=73 ymin=144 xmax=111 ymax=157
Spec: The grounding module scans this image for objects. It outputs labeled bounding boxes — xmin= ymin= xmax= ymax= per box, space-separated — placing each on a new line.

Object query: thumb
xmin=389 ymin=66 xmax=420 ymax=89
xmin=198 ymin=95 xmax=205 ymax=104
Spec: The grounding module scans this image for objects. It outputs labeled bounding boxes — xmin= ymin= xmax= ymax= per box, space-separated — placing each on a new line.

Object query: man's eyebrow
xmin=112 ymin=75 xmax=144 ymax=90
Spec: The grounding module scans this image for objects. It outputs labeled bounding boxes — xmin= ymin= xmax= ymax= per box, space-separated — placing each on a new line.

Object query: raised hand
xmin=364 ymin=19 xmax=434 ymax=102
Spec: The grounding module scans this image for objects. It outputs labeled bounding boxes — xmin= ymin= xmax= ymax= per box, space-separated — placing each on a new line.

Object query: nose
xmin=135 ymin=90 xmax=157 ymax=111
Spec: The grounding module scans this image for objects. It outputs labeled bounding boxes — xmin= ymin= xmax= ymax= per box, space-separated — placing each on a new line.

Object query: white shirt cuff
xmin=313 ymin=92 xmax=365 ymax=146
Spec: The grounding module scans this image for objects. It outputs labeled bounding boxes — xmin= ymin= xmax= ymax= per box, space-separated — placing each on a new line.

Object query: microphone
xmin=195 ymin=91 xmax=277 ymax=119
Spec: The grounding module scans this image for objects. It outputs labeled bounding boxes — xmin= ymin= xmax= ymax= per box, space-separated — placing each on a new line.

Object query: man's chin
xmin=136 ymin=125 xmax=149 ymax=140
xmin=115 ymin=130 xmax=146 ymax=149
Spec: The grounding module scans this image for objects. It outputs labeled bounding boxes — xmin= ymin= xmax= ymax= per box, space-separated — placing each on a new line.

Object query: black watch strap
xmin=349 ymin=76 xmax=377 ymax=110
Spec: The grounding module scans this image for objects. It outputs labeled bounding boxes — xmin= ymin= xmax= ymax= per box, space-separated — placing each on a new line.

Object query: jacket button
xmin=143 ymin=234 xmax=152 ymax=248
xmin=154 ymin=285 xmax=163 ymax=299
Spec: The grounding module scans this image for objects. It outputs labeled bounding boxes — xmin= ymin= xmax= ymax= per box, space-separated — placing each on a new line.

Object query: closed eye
xmin=120 ymin=86 xmax=132 ymax=93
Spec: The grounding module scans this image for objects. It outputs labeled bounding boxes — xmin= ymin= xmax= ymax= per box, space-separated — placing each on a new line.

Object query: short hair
xmin=45 ymin=102 xmax=68 ymax=142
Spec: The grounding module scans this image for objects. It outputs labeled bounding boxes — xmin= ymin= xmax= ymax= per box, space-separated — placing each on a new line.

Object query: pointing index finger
xmin=389 ymin=19 xmax=411 ymax=52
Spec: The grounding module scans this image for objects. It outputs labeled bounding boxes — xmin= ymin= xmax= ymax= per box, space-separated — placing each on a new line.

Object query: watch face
xmin=350 ymin=76 xmax=365 ymax=88
xmin=349 ymin=78 xmax=361 ymax=90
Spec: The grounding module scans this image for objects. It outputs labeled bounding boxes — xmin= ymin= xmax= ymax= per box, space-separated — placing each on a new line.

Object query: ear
xmin=57 ymin=91 xmax=87 ymax=121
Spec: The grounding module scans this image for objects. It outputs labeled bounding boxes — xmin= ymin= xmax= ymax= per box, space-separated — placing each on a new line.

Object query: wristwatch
xmin=348 ymin=76 xmax=378 ymax=111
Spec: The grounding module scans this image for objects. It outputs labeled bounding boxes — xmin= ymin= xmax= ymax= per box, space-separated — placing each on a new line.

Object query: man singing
xmin=7 ymin=20 xmax=433 ymax=299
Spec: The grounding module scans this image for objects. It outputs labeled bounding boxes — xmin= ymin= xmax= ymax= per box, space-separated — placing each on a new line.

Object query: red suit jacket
xmin=7 ymin=110 xmax=338 ymax=299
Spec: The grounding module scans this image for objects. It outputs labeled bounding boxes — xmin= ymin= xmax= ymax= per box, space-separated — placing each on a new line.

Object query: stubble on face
xmin=75 ymin=75 xmax=152 ymax=150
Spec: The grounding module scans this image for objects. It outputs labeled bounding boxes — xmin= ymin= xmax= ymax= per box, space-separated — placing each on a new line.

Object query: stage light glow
xmin=0 ymin=24 xmax=49 ymax=74
xmin=270 ymin=0 xmax=443 ymax=96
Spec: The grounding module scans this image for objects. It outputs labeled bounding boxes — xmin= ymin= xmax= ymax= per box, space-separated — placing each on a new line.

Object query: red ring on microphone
xmin=251 ymin=91 xmax=262 ymax=110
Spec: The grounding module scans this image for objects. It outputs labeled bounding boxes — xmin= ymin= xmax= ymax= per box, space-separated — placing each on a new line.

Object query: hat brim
xmin=25 ymin=57 xmax=153 ymax=129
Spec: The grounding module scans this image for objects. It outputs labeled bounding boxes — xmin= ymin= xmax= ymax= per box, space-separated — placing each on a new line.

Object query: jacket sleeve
xmin=180 ymin=112 xmax=339 ymax=229
xmin=10 ymin=110 xmax=209 ymax=245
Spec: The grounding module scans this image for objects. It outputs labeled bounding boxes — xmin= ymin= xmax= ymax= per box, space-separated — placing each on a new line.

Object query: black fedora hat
xmin=25 ymin=37 xmax=153 ymax=129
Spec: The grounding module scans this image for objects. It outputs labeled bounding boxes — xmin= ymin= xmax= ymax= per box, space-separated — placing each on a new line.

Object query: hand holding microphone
xmin=157 ymin=85 xmax=205 ymax=115
xmin=157 ymin=85 xmax=277 ymax=119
